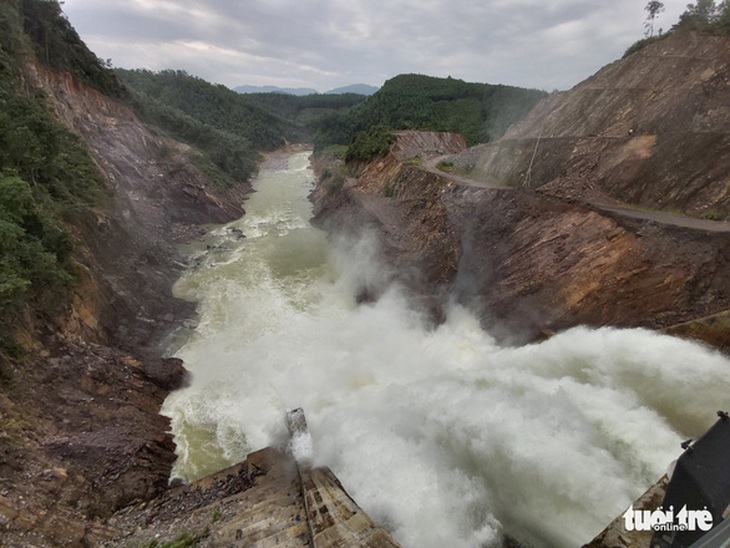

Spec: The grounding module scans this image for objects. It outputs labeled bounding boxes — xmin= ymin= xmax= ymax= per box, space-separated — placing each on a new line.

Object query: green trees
xmin=345 ymin=126 xmax=395 ymax=163
xmin=328 ymin=74 xmax=546 ymax=149
xmin=19 ymin=0 xmax=125 ymax=97
xmin=676 ymin=0 xmax=730 ymax=32
xmin=243 ymin=92 xmax=366 ymax=149
xmin=116 ymin=69 xmax=301 ymax=187
xmin=0 ymin=174 xmax=74 ymax=339
xmin=0 ymin=0 xmax=107 ymax=352
xmin=626 ymin=0 xmax=730 ymax=57
xmin=116 ymin=70 xmax=374 ymax=182
xmin=116 ymin=69 xmax=290 ymax=151
xmin=680 ymin=0 xmax=719 ymax=26
xmin=644 ymin=1 xmax=665 ymax=37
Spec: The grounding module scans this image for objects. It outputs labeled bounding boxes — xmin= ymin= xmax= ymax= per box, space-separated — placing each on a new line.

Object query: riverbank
xmin=124 ymin=150 xmax=730 ymax=548
xmin=0 ymin=72 xmax=291 ymax=543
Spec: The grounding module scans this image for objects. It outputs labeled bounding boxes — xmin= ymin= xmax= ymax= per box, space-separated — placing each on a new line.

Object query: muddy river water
xmin=162 ymin=151 xmax=729 ymax=547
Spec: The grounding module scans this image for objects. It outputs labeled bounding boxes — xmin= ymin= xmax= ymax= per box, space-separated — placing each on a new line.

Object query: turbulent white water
xmin=162 ymin=151 xmax=730 ymax=548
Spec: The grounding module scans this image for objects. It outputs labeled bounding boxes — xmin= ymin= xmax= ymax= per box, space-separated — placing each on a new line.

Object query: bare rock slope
xmin=312 ymin=33 xmax=730 ymax=351
xmin=0 ymin=64 xmax=253 ymax=545
xmin=447 ymin=31 xmax=730 ymax=219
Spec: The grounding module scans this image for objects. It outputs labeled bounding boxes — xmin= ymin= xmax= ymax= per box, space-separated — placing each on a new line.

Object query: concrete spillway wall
xmin=107 ymin=411 xmax=399 ymax=547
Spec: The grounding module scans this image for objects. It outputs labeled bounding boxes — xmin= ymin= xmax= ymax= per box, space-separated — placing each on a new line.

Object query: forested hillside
xmin=0 ymin=0 xmax=112 ymax=357
xmin=243 ymin=91 xmax=368 ymax=150
xmin=118 ymin=69 xmax=370 ymax=159
xmin=116 ymin=68 xmax=298 ymax=187
xmin=1 ymin=5 xmax=283 ymax=541
xmin=339 ymin=74 xmax=547 ymax=147
xmin=118 ymin=71 xmax=547 ymax=162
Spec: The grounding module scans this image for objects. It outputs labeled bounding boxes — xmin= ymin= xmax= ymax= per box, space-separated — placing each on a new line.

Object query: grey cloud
xmin=62 ymin=0 xmax=688 ymax=91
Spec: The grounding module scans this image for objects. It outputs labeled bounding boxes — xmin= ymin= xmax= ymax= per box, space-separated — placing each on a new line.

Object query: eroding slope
xmin=446 ymin=31 xmax=730 ymax=219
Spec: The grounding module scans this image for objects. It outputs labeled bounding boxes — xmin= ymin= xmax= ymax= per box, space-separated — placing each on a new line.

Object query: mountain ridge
xmin=233 ymin=82 xmax=379 ymax=96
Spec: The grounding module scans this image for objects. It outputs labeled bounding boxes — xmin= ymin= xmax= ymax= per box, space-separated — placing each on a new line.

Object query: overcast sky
xmin=61 ymin=0 xmax=687 ymax=92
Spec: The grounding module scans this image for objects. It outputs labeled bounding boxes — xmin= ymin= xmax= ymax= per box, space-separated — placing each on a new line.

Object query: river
xmin=162 ymin=151 xmax=730 ymax=548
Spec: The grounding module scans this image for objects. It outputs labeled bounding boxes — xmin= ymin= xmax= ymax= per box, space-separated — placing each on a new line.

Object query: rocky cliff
xmin=30 ymin=64 xmax=251 ymax=349
xmin=447 ymin=31 xmax=730 ymax=219
xmin=311 ymin=32 xmax=730 ymax=351
xmin=0 ymin=62 xmax=255 ymax=546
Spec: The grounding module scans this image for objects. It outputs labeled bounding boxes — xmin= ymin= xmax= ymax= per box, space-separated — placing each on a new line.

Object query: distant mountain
xmin=233 ymin=85 xmax=317 ymax=96
xmin=325 ymin=84 xmax=379 ymax=96
xmin=232 ymin=83 xmax=379 ymax=96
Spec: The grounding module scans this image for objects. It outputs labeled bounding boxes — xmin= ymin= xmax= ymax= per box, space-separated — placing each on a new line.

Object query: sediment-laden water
xmin=163 ymin=151 xmax=730 ymax=548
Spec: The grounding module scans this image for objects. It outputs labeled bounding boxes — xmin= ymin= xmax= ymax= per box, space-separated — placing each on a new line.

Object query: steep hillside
xmin=311 ymin=33 xmax=730 ymax=351
xmin=445 ymin=31 xmax=730 ymax=219
xmin=0 ymin=1 xmax=285 ymax=544
xmin=240 ymin=90 xmax=368 ymax=149
xmin=31 ymin=65 xmax=251 ymax=348
xmin=323 ymin=74 xmax=547 ymax=149
xmin=116 ymin=68 xmax=299 ymax=184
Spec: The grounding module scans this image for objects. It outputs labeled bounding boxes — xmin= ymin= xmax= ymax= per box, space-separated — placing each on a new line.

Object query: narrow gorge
xmin=153 ymin=150 xmax=730 ymax=547
xmin=1 ymin=3 xmax=729 ymax=546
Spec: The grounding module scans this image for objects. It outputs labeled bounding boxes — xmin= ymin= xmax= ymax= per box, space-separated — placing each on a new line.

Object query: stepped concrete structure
xmin=108 ymin=410 xmax=400 ymax=547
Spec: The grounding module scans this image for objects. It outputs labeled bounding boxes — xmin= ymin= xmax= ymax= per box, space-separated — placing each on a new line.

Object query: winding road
xmin=423 ymin=155 xmax=730 ymax=233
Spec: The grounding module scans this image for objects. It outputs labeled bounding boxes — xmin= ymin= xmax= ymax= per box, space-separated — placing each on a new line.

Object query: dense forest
xmin=338 ymin=74 xmax=547 ymax=147
xmin=120 ymin=71 xmax=548 ymax=157
xmin=0 ymin=0 xmax=112 ymax=357
xmin=116 ymin=70 xmax=378 ymax=186
xmin=243 ymin=91 xmax=368 ymax=150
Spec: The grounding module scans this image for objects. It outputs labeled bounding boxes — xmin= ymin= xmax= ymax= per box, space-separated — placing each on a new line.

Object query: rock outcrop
xmin=446 ymin=31 xmax=730 ymax=219
xmin=0 ymin=63 xmax=255 ymax=545
xmin=311 ymin=32 xmax=730 ymax=350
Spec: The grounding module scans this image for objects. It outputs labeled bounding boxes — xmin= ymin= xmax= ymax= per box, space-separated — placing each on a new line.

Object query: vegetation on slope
xmin=242 ymin=92 xmax=368 ymax=151
xmin=117 ymin=69 xmax=370 ymax=179
xmin=0 ymin=0 xmax=110 ymax=357
xmin=675 ymin=0 xmax=730 ymax=32
xmin=18 ymin=0 xmax=125 ymax=97
xmin=624 ymin=0 xmax=730 ymax=57
xmin=344 ymin=126 xmax=396 ymax=163
xmin=332 ymin=74 xmax=547 ymax=149
xmin=116 ymin=72 xmax=545 ymax=171
xmin=115 ymin=69 xmax=298 ymax=187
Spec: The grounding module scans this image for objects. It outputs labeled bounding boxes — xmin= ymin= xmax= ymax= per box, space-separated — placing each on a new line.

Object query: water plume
xmin=162 ymin=152 xmax=730 ymax=547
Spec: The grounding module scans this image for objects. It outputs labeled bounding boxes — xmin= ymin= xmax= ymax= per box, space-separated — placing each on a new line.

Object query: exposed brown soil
xmin=446 ymin=31 xmax=730 ymax=220
xmin=0 ymin=64 xmax=256 ymax=545
xmin=312 ymin=112 xmax=730 ymax=351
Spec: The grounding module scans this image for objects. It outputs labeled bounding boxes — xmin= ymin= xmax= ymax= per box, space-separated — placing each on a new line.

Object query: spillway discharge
xmin=162 ymin=152 xmax=730 ymax=548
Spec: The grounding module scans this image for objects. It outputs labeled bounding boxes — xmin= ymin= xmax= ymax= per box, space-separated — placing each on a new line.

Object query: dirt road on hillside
xmin=424 ymin=156 xmax=730 ymax=233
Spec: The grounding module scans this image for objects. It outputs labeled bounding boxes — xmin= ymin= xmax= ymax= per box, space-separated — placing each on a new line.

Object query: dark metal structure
xmin=652 ymin=412 xmax=730 ymax=548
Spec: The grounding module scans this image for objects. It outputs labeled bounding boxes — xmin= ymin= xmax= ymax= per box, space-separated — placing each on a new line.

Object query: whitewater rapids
xmin=162 ymin=151 xmax=730 ymax=548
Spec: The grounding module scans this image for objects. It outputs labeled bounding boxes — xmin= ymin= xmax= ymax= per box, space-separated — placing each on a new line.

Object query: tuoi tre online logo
xmin=623 ymin=505 xmax=714 ymax=532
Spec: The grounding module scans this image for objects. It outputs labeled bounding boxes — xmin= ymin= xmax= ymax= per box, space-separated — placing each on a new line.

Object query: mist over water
xmin=162 ymin=152 xmax=730 ymax=548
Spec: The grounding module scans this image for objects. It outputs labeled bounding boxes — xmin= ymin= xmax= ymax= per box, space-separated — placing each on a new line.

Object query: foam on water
xmin=162 ymin=152 xmax=730 ymax=547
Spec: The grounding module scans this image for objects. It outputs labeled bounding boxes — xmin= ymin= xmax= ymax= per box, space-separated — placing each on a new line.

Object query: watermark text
xmin=623 ymin=505 xmax=713 ymax=532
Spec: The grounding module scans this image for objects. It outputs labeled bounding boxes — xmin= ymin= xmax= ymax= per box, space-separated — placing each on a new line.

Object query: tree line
xmin=628 ymin=0 xmax=730 ymax=56
xmin=308 ymin=73 xmax=546 ymax=160
xmin=0 ymin=0 xmax=110 ymax=359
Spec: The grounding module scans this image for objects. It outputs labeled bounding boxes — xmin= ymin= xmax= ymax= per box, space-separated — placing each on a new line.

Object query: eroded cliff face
xmin=446 ymin=31 xmax=730 ymax=219
xmin=30 ymin=64 xmax=250 ymax=349
xmin=312 ymin=126 xmax=730 ymax=350
xmin=0 ymin=65 xmax=254 ymax=545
